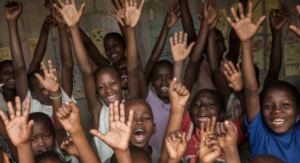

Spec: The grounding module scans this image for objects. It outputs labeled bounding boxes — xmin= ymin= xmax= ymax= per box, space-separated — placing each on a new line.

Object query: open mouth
xmin=38 ymin=149 xmax=48 ymax=154
xmin=271 ymin=118 xmax=286 ymax=127
xmin=8 ymin=79 xmax=15 ymax=84
xmin=106 ymin=94 xmax=117 ymax=103
xmin=197 ymin=115 xmax=209 ymax=123
xmin=160 ymin=86 xmax=168 ymax=92
xmin=133 ymin=128 xmax=146 ymax=143
xmin=111 ymin=54 xmax=118 ymax=60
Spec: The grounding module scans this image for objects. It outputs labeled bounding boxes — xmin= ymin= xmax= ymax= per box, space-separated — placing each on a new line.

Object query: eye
xmin=281 ymin=103 xmax=290 ymax=108
xmin=143 ymin=117 xmax=151 ymax=121
xmin=167 ymin=76 xmax=173 ymax=80
xmin=113 ymin=43 xmax=118 ymax=47
xmin=110 ymin=82 xmax=116 ymax=86
xmin=155 ymin=76 xmax=161 ymax=80
xmin=43 ymin=135 xmax=50 ymax=139
xmin=31 ymin=138 xmax=37 ymax=142
xmin=98 ymin=85 xmax=104 ymax=90
xmin=208 ymin=102 xmax=215 ymax=106
xmin=105 ymin=47 xmax=110 ymax=50
xmin=264 ymin=104 xmax=272 ymax=109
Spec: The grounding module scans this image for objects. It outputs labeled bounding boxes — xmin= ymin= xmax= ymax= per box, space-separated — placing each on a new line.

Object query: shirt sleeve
xmin=21 ymin=90 xmax=41 ymax=113
xmin=245 ymin=110 xmax=265 ymax=146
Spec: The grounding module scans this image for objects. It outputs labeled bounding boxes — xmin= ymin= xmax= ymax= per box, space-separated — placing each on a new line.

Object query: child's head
xmin=124 ymin=98 xmax=156 ymax=149
xmin=114 ymin=57 xmax=128 ymax=89
xmin=28 ymin=70 xmax=52 ymax=106
xmin=260 ymin=81 xmax=300 ymax=134
xmin=104 ymin=33 xmax=126 ymax=64
xmin=250 ymin=154 xmax=283 ymax=163
xmin=151 ymin=60 xmax=173 ymax=99
xmin=190 ymin=89 xmax=224 ymax=129
xmin=110 ymin=146 xmax=151 ymax=163
xmin=215 ymin=29 xmax=226 ymax=60
xmin=35 ymin=152 xmax=61 ymax=163
xmin=28 ymin=113 xmax=55 ymax=156
xmin=94 ymin=65 xmax=122 ymax=106
xmin=0 ymin=60 xmax=15 ymax=90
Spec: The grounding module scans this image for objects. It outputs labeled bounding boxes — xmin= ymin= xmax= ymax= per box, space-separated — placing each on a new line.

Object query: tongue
xmin=134 ymin=131 xmax=145 ymax=141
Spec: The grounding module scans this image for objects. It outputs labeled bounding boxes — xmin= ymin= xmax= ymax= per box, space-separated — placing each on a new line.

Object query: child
xmin=6 ymin=1 xmax=75 ymax=118
xmin=229 ymin=2 xmax=300 ymax=162
xmin=110 ymin=146 xmax=151 ymax=163
xmin=289 ymin=6 xmax=300 ymax=38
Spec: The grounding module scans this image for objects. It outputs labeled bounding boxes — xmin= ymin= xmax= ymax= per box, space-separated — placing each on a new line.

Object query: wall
xmin=0 ymin=0 xmax=299 ymax=143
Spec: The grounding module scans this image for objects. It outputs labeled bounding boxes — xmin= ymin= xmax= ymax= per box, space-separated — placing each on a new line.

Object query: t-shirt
xmin=22 ymin=88 xmax=76 ymax=117
xmin=181 ymin=113 xmax=247 ymax=163
xmin=146 ymin=90 xmax=171 ymax=149
xmin=246 ymin=110 xmax=300 ymax=163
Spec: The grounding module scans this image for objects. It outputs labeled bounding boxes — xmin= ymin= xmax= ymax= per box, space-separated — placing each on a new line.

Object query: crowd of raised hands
xmin=1 ymin=0 xmax=300 ymax=163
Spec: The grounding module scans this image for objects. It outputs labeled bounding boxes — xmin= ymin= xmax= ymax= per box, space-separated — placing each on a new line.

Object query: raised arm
xmin=110 ymin=0 xmax=126 ymax=41
xmin=179 ymin=0 xmax=197 ymax=44
xmin=264 ymin=2 xmax=293 ymax=87
xmin=53 ymin=0 xmax=102 ymax=129
xmin=144 ymin=1 xmax=180 ymax=85
xmin=227 ymin=2 xmax=265 ymax=123
xmin=289 ymin=6 xmax=300 ymax=38
xmin=52 ymin=9 xmax=74 ymax=97
xmin=28 ymin=15 xmax=56 ymax=73
xmin=226 ymin=0 xmax=248 ymax=65
xmin=6 ymin=2 xmax=29 ymax=102
xmin=184 ymin=0 xmax=220 ymax=92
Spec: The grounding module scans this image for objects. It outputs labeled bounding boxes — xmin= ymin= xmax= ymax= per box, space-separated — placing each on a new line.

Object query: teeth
xmin=121 ymin=76 xmax=127 ymax=79
xmin=161 ymin=87 xmax=168 ymax=91
xmin=272 ymin=119 xmax=286 ymax=122
xmin=107 ymin=94 xmax=116 ymax=99
xmin=112 ymin=54 xmax=118 ymax=57
xmin=135 ymin=129 xmax=144 ymax=132
xmin=9 ymin=79 xmax=15 ymax=83
xmin=272 ymin=122 xmax=284 ymax=125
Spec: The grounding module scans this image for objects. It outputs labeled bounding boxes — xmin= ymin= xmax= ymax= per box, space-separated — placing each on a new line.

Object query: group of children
xmin=0 ymin=0 xmax=300 ymax=162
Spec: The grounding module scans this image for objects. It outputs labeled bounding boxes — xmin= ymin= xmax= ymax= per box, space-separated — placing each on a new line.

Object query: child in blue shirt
xmin=228 ymin=3 xmax=300 ymax=163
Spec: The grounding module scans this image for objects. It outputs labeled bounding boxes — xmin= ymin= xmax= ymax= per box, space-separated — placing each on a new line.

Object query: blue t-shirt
xmin=246 ymin=110 xmax=300 ymax=163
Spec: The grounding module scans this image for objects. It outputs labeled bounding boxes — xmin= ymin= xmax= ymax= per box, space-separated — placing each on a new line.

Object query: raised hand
xmin=123 ymin=0 xmax=145 ymax=27
xmin=56 ymin=102 xmax=81 ymax=133
xmin=90 ymin=100 xmax=134 ymax=152
xmin=165 ymin=131 xmax=187 ymax=162
xmin=35 ymin=60 xmax=60 ymax=93
xmin=53 ymin=0 xmax=86 ymax=27
xmin=42 ymin=15 xmax=57 ymax=31
xmin=109 ymin=0 xmax=126 ymax=27
xmin=51 ymin=8 xmax=65 ymax=26
xmin=199 ymin=117 xmax=221 ymax=163
xmin=223 ymin=62 xmax=243 ymax=92
xmin=214 ymin=121 xmax=238 ymax=150
xmin=227 ymin=2 xmax=266 ymax=42
xmin=61 ymin=136 xmax=80 ymax=157
xmin=197 ymin=0 xmax=221 ymax=30
xmin=0 ymin=97 xmax=34 ymax=147
xmin=5 ymin=1 xmax=23 ymax=21
xmin=270 ymin=1 xmax=293 ymax=31
xmin=168 ymin=78 xmax=190 ymax=107
xmin=289 ymin=6 xmax=300 ymax=38
xmin=164 ymin=1 xmax=181 ymax=29
xmin=170 ymin=31 xmax=195 ymax=62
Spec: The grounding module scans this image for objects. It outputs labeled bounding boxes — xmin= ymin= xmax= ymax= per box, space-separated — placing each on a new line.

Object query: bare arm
xmin=264 ymin=2 xmax=292 ymax=87
xmin=179 ymin=0 xmax=197 ymax=44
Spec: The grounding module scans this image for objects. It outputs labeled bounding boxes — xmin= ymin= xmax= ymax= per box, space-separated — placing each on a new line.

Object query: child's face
xmin=262 ymin=87 xmax=299 ymax=134
xmin=0 ymin=62 xmax=15 ymax=90
xmin=191 ymin=91 xmax=222 ymax=129
xmin=215 ymin=31 xmax=226 ymax=60
xmin=104 ymin=35 xmax=125 ymax=64
xmin=31 ymin=73 xmax=52 ymax=106
xmin=125 ymin=100 xmax=156 ymax=148
xmin=95 ymin=69 xmax=122 ymax=106
xmin=31 ymin=121 xmax=55 ymax=156
xmin=114 ymin=59 xmax=128 ymax=89
xmin=151 ymin=63 xmax=173 ymax=99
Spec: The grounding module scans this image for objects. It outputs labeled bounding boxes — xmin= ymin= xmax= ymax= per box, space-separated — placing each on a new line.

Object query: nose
xmin=105 ymin=86 xmax=112 ymax=94
xmin=37 ymin=139 xmax=46 ymax=147
xmin=273 ymin=105 xmax=282 ymax=114
xmin=200 ymin=104 xmax=208 ymax=111
xmin=161 ymin=76 xmax=167 ymax=84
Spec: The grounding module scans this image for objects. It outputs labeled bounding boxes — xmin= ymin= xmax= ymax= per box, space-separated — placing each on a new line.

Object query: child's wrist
xmin=49 ymin=90 xmax=61 ymax=99
xmin=223 ymin=146 xmax=238 ymax=154
xmin=17 ymin=142 xmax=31 ymax=149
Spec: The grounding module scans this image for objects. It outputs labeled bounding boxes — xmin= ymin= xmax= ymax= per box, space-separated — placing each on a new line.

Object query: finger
xmin=58 ymin=106 xmax=67 ymax=118
xmin=174 ymin=32 xmax=178 ymax=44
xmin=223 ymin=71 xmax=230 ymax=80
xmin=206 ymin=118 xmax=211 ymax=133
xmin=211 ymin=13 xmax=222 ymax=27
xmin=213 ymin=0 xmax=218 ymax=8
xmin=53 ymin=4 xmax=62 ymax=13
xmin=170 ymin=37 xmax=174 ymax=48
xmin=238 ymin=2 xmax=245 ymax=19
xmin=138 ymin=0 xmax=145 ymax=12
xmin=211 ymin=144 xmax=221 ymax=156
xmin=108 ymin=12 xmax=117 ymax=18
xmin=210 ymin=116 xmax=216 ymax=134
xmin=224 ymin=64 xmax=233 ymax=76
xmin=7 ymin=102 xmax=15 ymax=120
xmin=229 ymin=61 xmax=237 ymax=73
xmin=78 ymin=3 xmax=86 ymax=16
xmin=113 ymin=100 xmax=120 ymax=121
xmin=111 ymin=4 xmax=118 ymax=13
xmin=181 ymin=132 xmax=187 ymax=146
xmin=269 ymin=9 xmax=274 ymax=20
xmin=227 ymin=17 xmax=236 ymax=28
xmin=183 ymin=33 xmax=188 ymax=44
xmin=40 ymin=62 xmax=49 ymax=75
xmin=90 ymin=129 xmax=105 ymax=140
xmin=0 ymin=111 xmax=9 ymax=125
xmin=48 ymin=60 xmax=54 ymax=75
xmin=174 ymin=130 xmax=182 ymax=137
xmin=175 ymin=83 xmax=182 ymax=93
xmin=114 ymin=0 xmax=122 ymax=9
xmin=132 ymin=0 xmax=136 ymax=7
xmin=281 ymin=1 xmax=286 ymax=12
xmin=230 ymin=7 xmax=239 ymax=22
xmin=178 ymin=85 xmax=186 ymax=95
xmin=179 ymin=31 xmax=183 ymax=43
xmin=255 ymin=15 xmax=266 ymax=28
xmin=206 ymin=139 xmax=219 ymax=146
xmin=124 ymin=0 xmax=129 ymax=7
xmin=286 ymin=3 xmax=290 ymax=15
xmin=56 ymin=0 xmax=65 ymax=8
xmin=66 ymin=0 xmax=70 ymax=5
xmin=56 ymin=111 xmax=64 ymax=120
xmin=196 ymin=14 xmax=203 ymax=22
xmin=289 ymin=25 xmax=300 ymax=37
xmin=186 ymin=42 xmax=195 ymax=54
xmin=14 ymin=96 xmax=22 ymax=117
xmin=127 ymin=109 xmax=134 ymax=127
xmin=236 ymin=63 xmax=241 ymax=72
xmin=62 ymin=105 xmax=72 ymax=116
xmin=247 ymin=2 xmax=252 ymax=18
xmin=182 ymin=89 xmax=190 ymax=97
xmin=27 ymin=120 xmax=35 ymax=134
xmin=119 ymin=103 xmax=125 ymax=123
xmin=200 ymin=121 xmax=205 ymax=136
xmin=168 ymin=77 xmax=177 ymax=91
xmin=109 ymin=103 xmax=114 ymax=123
xmin=219 ymin=122 xmax=227 ymax=135
xmin=286 ymin=10 xmax=293 ymax=20
xmin=297 ymin=5 xmax=300 ymax=15
xmin=23 ymin=98 xmax=31 ymax=120
xmin=224 ymin=121 xmax=238 ymax=137
xmin=215 ymin=122 xmax=221 ymax=136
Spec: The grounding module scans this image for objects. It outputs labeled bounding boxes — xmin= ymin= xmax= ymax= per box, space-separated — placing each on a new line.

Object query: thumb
xmin=34 ymin=73 xmax=44 ymax=84
xmin=27 ymin=120 xmax=34 ymax=133
xmin=224 ymin=121 xmax=237 ymax=138
xmin=78 ymin=3 xmax=86 ymax=16
xmin=168 ymin=77 xmax=177 ymax=91
xmin=186 ymin=42 xmax=195 ymax=54
xmin=90 ymin=129 xmax=105 ymax=140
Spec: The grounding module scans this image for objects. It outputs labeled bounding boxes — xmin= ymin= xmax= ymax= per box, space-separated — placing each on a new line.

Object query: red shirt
xmin=181 ymin=113 xmax=247 ymax=163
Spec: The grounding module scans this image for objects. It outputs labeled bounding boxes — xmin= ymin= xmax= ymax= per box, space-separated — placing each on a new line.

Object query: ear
xmin=152 ymin=123 xmax=156 ymax=135
xmin=31 ymin=91 xmax=37 ymax=99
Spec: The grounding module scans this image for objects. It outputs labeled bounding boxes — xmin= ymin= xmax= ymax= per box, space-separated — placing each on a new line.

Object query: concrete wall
xmin=0 ymin=0 xmax=300 ymax=143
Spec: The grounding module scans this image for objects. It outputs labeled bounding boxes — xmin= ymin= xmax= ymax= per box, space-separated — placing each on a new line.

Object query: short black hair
xmin=27 ymin=70 xmax=44 ymax=91
xmin=152 ymin=60 xmax=173 ymax=76
xmin=104 ymin=33 xmax=125 ymax=46
xmin=0 ymin=60 xmax=12 ymax=71
xmin=28 ymin=112 xmax=55 ymax=136
xmin=260 ymin=80 xmax=300 ymax=108
xmin=125 ymin=97 xmax=153 ymax=119
xmin=35 ymin=152 xmax=62 ymax=163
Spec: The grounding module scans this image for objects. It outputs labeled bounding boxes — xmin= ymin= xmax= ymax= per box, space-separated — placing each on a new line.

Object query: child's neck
xmin=143 ymin=144 xmax=153 ymax=156
xmin=158 ymin=96 xmax=170 ymax=104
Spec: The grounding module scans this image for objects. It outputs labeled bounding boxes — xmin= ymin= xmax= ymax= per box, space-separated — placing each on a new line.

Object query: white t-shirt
xmin=22 ymin=88 xmax=76 ymax=117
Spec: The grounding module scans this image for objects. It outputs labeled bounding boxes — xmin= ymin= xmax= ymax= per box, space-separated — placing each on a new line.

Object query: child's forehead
xmin=125 ymin=100 xmax=153 ymax=115
xmin=193 ymin=91 xmax=219 ymax=103
xmin=96 ymin=69 xmax=120 ymax=81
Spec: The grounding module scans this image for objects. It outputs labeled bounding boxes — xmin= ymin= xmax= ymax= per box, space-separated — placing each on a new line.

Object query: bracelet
xmin=50 ymin=93 xmax=62 ymax=100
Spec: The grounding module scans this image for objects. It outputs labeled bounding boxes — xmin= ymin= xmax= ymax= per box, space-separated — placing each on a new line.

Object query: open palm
xmin=109 ymin=0 xmax=126 ymax=27
xmin=223 ymin=62 xmax=243 ymax=92
xmin=35 ymin=61 xmax=60 ymax=93
xmin=227 ymin=2 xmax=265 ymax=42
xmin=5 ymin=2 xmax=23 ymax=21
xmin=90 ymin=101 xmax=133 ymax=151
xmin=289 ymin=6 xmax=300 ymax=37
xmin=53 ymin=0 xmax=85 ymax=27
xmin=0 ymin=97 xmax=33 ymax=147
xmin=124 ymin=6 xmax=142 ymax=27
xmin=164 ymin=1 xmax=180 ymax=29
xmin=170 ymin=31 xmax=195 ymax=62
xmin=270 ymin=2 xmax=293 ymax=31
